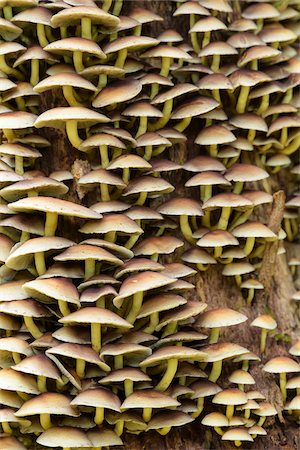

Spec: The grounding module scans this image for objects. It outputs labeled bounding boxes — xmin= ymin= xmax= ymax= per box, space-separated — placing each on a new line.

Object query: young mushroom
xmin=250 ymin=315 xmax=277 ymax=353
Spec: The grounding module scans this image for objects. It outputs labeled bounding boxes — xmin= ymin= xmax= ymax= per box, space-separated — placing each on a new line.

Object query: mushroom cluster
xmin=0 ymin=0 xmax=299 ymax=449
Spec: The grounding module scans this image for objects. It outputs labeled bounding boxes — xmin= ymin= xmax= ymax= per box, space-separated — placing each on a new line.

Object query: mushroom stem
xmin=143 ymin=407 xmax=152 ymax=422
xmin=0 ymin=55 xmax=23 ymax=79
xmin=40 ymin=413 xmax=52 ymax=430
xmin=62 ymin=86 xmax=82 ymax=106
xmin=133 ymin=24 xmax=142 ymax=36
xmin=91 ymin=323 xmax=101 ymax=353
xmin=217 ymin=206 xmax=231 ymax=230
xmin=160 ymin=57 xmax=171 ymax=77
xmin=214 ymin=246 xmax=223 ymax=259
xmin=246 ymin=289 xmax=255 ymax=306
xmin=14 ymin=155 xmax=24 ymax=175
xmin=152 ymin=99 xmax=173 ymax=131
xmin=125 ymin=233 xmax=140 ymax=249
xmin=99 ymin=145 xmax=109 ymax=168
xmin=44 ymin=211 xmax=58 ymax=236
xmin=143 ymin=312 xmax=159 ymax=334
xmin=30 ymin=59 xmax=40 ymax=86
xmin=126 ymin=291 xmax=143 ymax=324
xmin=226 ymin=404 xmax=234 ymax=419
xmin=244 ymin=237 xmax=255 ymax=256
xmin=12 ymin=352 xmax=22 ymax=364
xmin=105 ymin=231 xmax=116 ymax=243
xmin=280 ymin=127 xmax=288 ymax=146
xmin=76 ymin=358 xmax=86 ymax=378
xmin=236 ymin=86 xmax=250 ymax=113
xmin=209 ymin=327 xmax=220 ymax=344
xmin=2 ymin=128 xmax=15 ymax=142
xmin=162 ymin=321 xmax=177 ymax=337
xmin=113 ymin=0 xmax=123 ymax=15
xmin=37 ymin=375 xmax=47 ymax=393
xmin=58 ymin=300 xmax=71 ymax=317
xmin=191 ymin=397 xmax=204 ymax=418
xmin=209 ymin=144 xmax=218 ymax=158
xmin=232 ymin=181 xmax=243 ymax=194
xmin=279 ymin=372 xmax=287 ymax=402
xmin=97 ymin=73 xmax=107 ymax=90
xmin=257 ymin=94 xmax=269 ymax=115
xmin=190 ymin=32 xmax=200 ymax=53
xmin=202 ymin=31 xmax=211 ymax=48
xmin=100 ymin=183 xmax=110 ymax=202
xmin=115 ymin=49 xmax=127 ymax=69
xmin=3 ymin=6 xmax=12 ymax=19
xmin=24 ymin=316 xmax=42 ymax=339
xmin=235 ymin=275 xmax=242 ymax=286
xmin=73 ymin=51 xmax=84 ymax=73
xmin=115 ymin=355 xmax=123 ymax=369
xmin=136 ymin=191 xmax=148 ymax=206
xmin=156 ymin=358 xmax=178 ymax=391
xmin=84 ymin=259 xmax=96 ymax=281
xmin=34 ymin=252 xmax=46 ymax=276
xmin=94 ymin=407 xmax=104 ymax=425
xmin=211 ymin=54 xmax=220 ymax=72
xmin=2 ymin=422 xmax=12 ymax=434
xmin=81 ymin=17 xmax=92 ymax=39
xmin=36 ymin=23 xmax=48 ymax=47
xmin=179 ymin=215 xmax=195 ymax=244
xmin=20 ymin=231 xmax=30 ymax=242
xmin=158 ymin=427 xmax=171 ymax=435
xmin=257 ymin=417 xmax=266 ymax=427
xmin=234 ymin=440 xmax=242 ymax=447
xmin=281 ymin=134 xmax=300 ymax=155
xmin=136 ymin=116 xmax=148 ymax=137
xmin=124 ymin=379 xmax=134 ymax=397
xmin=209 ymin=360 xmax=222 ymax=382
xmin=102 ymin=0 xmax=112 ymax=10
xmin=66 ymin=120 xmax=82 ymax=149
xmin=248 ymin=129 xmax=256 ymax=143
xmin=175 ymin=116 xmax=192 ymax=132
xmin=115 ymin=420 xmax=124 ymax=436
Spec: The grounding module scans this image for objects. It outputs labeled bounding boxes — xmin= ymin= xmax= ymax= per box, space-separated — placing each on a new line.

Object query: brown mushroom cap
xmin=36 ymin=426 xmax=91 ymax=448
xmin=51 ymin=6 xmax=120 ymax=28
xmin=263 ymin=356 xmax=300 ymax=374
xmin=196 ymin=308 xmax=248 ymax=328
xmin=121 ymin=390 xmax=180 ymax=410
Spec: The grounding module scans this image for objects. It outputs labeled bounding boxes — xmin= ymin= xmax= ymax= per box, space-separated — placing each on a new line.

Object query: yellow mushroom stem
xmin=232 ymin=181 xmax=244 ymax=194
xmin=124 ymin=379 xmax=134 ymax=397
xmin=94 ymin=406 xmax=104 ymax=425
xmin=80 ymin=17 xmax=92 ymax=39
xmin=179 ymin=215 xmax=195 ymax=244
xmin=37 ymin=375 xmax=47 ymax=393
xmin=76 ymin=358 xmax=86 ymax=378
xmin=238 ymin=383 xmax=244 ymax=391
xmin=235 ymin=275 xmax=242 ymax=286
xmin=214 ymin=426 xmax=224 ymax=436
xmin=136 ymin=191 xmax=148 ymax=206
xmin=114 ymin=419 xmax=124 ymax=436
xmin=212 ymin=88 xmax=221 ymax=103
xmin=36 ymin=23 xmax=48 ymax=47
xmin=281 ymin=134 xmax=300 ymax=155
xmin=30 ymin=59 xmax=40 ymax=86
xmin=156 ymin=358 xmax=178 ymax=391
xmin=91 ymin=322 xmax=101 ymax=353
xmin=34 ymin=252 xmax=46 ymax=276
xmin=143 ymin=407 xmax=152 ymax=422
xmin=14 ymin=155 xmax=24 ymax=175
xmin=191 ymin=397 xmax=204 ymax=418
xmin=280 ymin=127 xmax=288 ymax=146
xmin=104 ymin=230 xmax=116 ymax=243
xmin=162 ymin=321 xmax=177 ymax=337
xmin=17 ymin=391 xmax=29 ymax=401
xmin=242 ymin=360 xmax=249 ymax=372
xmin=211 ymin=54 xmax=220 ymax=73
xmin=246 ymin=288 xmax=255 ymax=306
xmin=229 ymin=209 xmax=253 ymax=230
xmin=100 ymin=183 xmax=110 ymax=202
xmin=73 ymin=51 xmax=85 ymax=73
xmin=190 ymin=31 xmax=200 ymax=54
xmin=257 ymin=94 xmax=270 ymax=115
xmin=202 ymin=211 xmax=211 ymax=228
xmin=226 ymin=404 xmax=235 ymax=419
xmin=102 ymin=0 xmax=112 ymax=11
xmin=24 ymin=316 xmax=42 ymax=339
xmin=202 ymin=31 xmax=211 ymax=48
xmin=136 ymin=116 xmax=148 ymax=138
xmin=2 ymin=128 xmax=15 ymax=142
xmin=150 ymin=253 xmax=158 ymax=262
xmin=160 ymin=57 xmax=172 ymax=78
xmin=247 ymin=129 xmax=256 ymax=143
xmin=260 ymin=328 xmax=269 ymax=353
xmin=12 ymin=352 xmax=22 ymax=364
xmin=126 ymin=291 xmax=144 ymax=324
xmin=214 ymin=246 xmax=223 ymax=259
xmin=44 ymin=211 xmax=59 ymax=236
xmin=175 ymin=116 xmax=192 ymax=132
xmin=217 ymin=206 xmax=231 ymax=230
xmin=143 ymin=312 xmax=159 ymax=334
xmin=209 ymin=359 xmax=223 ymax=382
xmin=115 ymin=355 xmax=123 ymax=370
xmin=58 ymin=300 xmax=71 ymax=317
xmin=115 ymin=48 xmax=127 ymax=69
xmin=0 ymin=55 xmax=23 ymax=79
xmin=234 ymin=440 xmax=242 ymax=447
xmin=125 ymin=232 xmax=140 ymax=249
xmin=84 ymin=258 xmax=96 ymax=281
xmin=236 ymin=86 xmax=250 ymax=114
xmin=244 ymin=237 xmax=256 ymax=256
xmin=209 ymin=327 xmax=220 ymax=344
xmin=113 ymin=0 xmax=123 ymax=15
xmin=133 ymin=24 xmax=142 ymax=36
xmin=257 ymin=416 xmax=266 ymax=427
xmin=16 ymin=97 xmax=26 ymax=112
xmin=40 ymin=413 xmax=52 ymax=430
xmin=152 ymin=99 xmax=173 ymax=131
xmin=65 ymin=120 xmax=82 ymax=149
xmin=279 ymin=372 xmax=287 ymax=402
xmin=157 ymin=426 xmax=171 ymax=435
xmin=284 ymin=218 xmax=294 ymax=242
xmin=3 ymin=5 xmax=13 ymax=19
xmin=99 ymin=145 xmax=109 ymax=168
xmin=62 ymin=85 xmax=82 ymax=106
xmin=2 ymin=421 xmax=12 ymax=434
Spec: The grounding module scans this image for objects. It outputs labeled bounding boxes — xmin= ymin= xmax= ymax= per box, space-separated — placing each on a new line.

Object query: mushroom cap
xmin=232 ymin=221 xmax=276 ymax=238
xmin=197 ymin=73 xmax=233 ymax=90
xmin=12 ymin=354 xmax=61 ymax=380
xmin=59 ymin=307 xmax=133 ymax=329
xmin=196 ymin=308 xmax=248 ymax=328
xmin=0 ymin=436 xmax=27 ymax=450
xmin=137 ymin=293 xmax=187 ymax=319
xmin=140 ymin=346 xmax=207 ymax=368
xmin=46 ymin=343 xmax=110 ymax=372
xmin=238 ymin=45 xmax=280 ymax=67
xmin=80 ymin=133 xmax=126 ymax=151
xmin=44 ymin=37 xmax=106 ymax=59
xmin=195 ymin=124 xmax=235 ymax=145
xmin=289 ymin=341 xmax=300 ymax=357
xmin=228 ymin=370 xmax=255 ymax=385
xmin=199 ymin=41 xmax=237 ymax=57
xmin=184 ymin=155 xmax=225 ymax=172
xmin=197 ymin=230 xmax=238 ymax=247
xmin=222 ymin=262 xmax=255 ymax=276
xmin=0 ymin=143 xmax=41 ymax=158
xmin=156 ymin=301 xmax=207 ymax=332
xmin=133 ymin=236 xmax=183 ymax=256
xmin=0 ymin=177 xmax=68 ymax=202
xmin=203 ymin=193 xmax=253 ymax=210
xmin=0 ymin=279 xmax=30 ymax=301
xmin=230 ymin=69 xmax=271 ymax=88
xmin=0 ymin=299 xmax=51 ymax=318
xmin=152 ymin=83 xmax=197 ymax=104
xmin=157 ymin=197 xmax=203 ymax=216
xmin=51 ymin=6 xmax=120 ymax=28
xmin=201 ymin=412 xmax=229 ymax=427
xmin=5 ymin=236 xmax=74 ymax=270
xmin=37 ymin=427 xmax=91 ymax=448
xmin=87 ymin=428 xmax=123 ymax=447
xmin=0 ymin=111 xmax=37 ymax=129
xmin=92 ymin=79 xmax=142 ymax=108
xmin=171 ymin=96 xmax=219 ymax=119
xmin=230 ymin=113 xmax=268 ymax=132
xmin=263 ymin=356 xmax=300 ymax=374
xmin=34 ymin=72 xmax=97 ymax=93
xmin=225 ymin=164 xmax=269 ymax=182
xmin=190 ymin=379 xmax=222 ymax=398
xmin=78 ymin=169 xmax=126 ymax=188
xmin=253 ymin=402 xmax=277 ymax=417
xmin=147 ymin=410 xmax=194 ymax=430
xmin=242 ymin=3 xmax=280 ymax=19
xmin=104 ymin=35 xmax=159 ymax=54
xmin=80 ymin=214 xmax=143 ymax=235
xmin=0 ymin=368 xmax=39 ymax=394
xmin=100 ymin=368 xmax=151 ymax=384
xmin=141 ymin=44 xmax=192 ymax=60
xmin=201 ymin=342 xmax=249 ymax=362
xmin=71 ymin=387 xmax=121 ymax=411
xmin=23 ymin=277 xmax=80 ymax=306
xmin=213 ymin=388 xmax=248 ymax=406
xmin=222 ymin=428 xmax=253 ymax=442
xmin=121 ymin=390 xmax=180 ymax=410
xmin=0 ymin=336 xmax=31 ymax=356
xmin=182 ymin=247 xmax=216 ymax=265
xmin=190 ymin=16 xmax=227 ymax=33
xmin=251 ymin=314 xmax=277 ymax=330
xmin=9 ymin=196 xmax=102 ymax=219
xmin=115 ymin=258 xmax=164 ymax=279
xmin=35 ymin=107 xmax=109 ymax=129
xmin=123 ymin=176 xmax=173 ymax=196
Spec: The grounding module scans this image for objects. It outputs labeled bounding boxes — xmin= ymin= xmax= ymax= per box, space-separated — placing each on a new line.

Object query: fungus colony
xmin=0 ymin=0 xmax=299 ymax=449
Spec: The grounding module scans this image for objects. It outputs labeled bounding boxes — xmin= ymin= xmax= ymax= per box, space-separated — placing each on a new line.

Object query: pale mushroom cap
xmin=80 ymin=214 xmax=143 ymax=235
xmin=184 ymin=156 xmax=225 ymax=172
xmin=44 ymin=37 xmax=106 ymax=59
xmin=253 ymin=402 xmax=277 ymax=417
xmin=242 ymin=3 xmax=280 ymax=19
xmin=203 ymin=193 xmax=253 ymax=209
xmin=35 ymin=107 xmax=109 ymax=129
xmin=147 ymin=410 xmax=194 ymax=429
xmin=78 ymin=169 xmax=125 ymax=188
xmin=12 ymin=354 xmax=61 ymax=380
xmin=190 ymin=379 xmax=222 ymax=398
xmin=51 ymin=6 xmax=120 ymax=28
xmin=196 ymin=308 xmax=248 ymax=328
xmin=141 ymin=44 xmax=192 ymax=60
xmin=230 ymin=113 xmax=268 ymax=132
xmin=123 ymin=101 xmax=163 ymax=118
xmin=288 ymin=395 xmax=300 ymax=410
xmin=213 ymin=388 xmax=248 ymax=406
xmin=0 ymin=368 xmax=39 ymax=394
xmin=100 ymin=368 xmax=151 ymax=384
xmin=140 ymin=346 xmax=207 ymax=368
xmin=196 ymin=230 xmax=238 ymax=247
xmin=201 ymin=412 xmax=229 ymax=427
xmin=23 ymin=277 xmax=80 ymax=306
xmin=80 ymin=133 xmax=126 ymax=151
xmin=222 ymin=262 xmax=255 ymax=276
xmin=156 ymin=301 xmax=207 ymax=332
xmin=34 ymin=72 xmax=97 ymax=93
xmin=92 ymin=79 xmax=142 ymax=108
xmin=228 ymin=369 xmax=255 ymax=385
xmin=195 ymin=124 xmax=235 ymax=145
xmin=46 ymin=343 xmax=110 ymax=371
xmin=59 ymin=307 xmax=133 ymax=329
xmin=104 ymin=36 xmax=159 ymax=54
xmin=71 ymin=387 xmax=121 ymax=411
xmin=0 ymin=279 xmax=30 ymax=301
xmin=15 ymin=392 xmax=79 ymax=417
xmin=0 ymin=299 xmax=51 ymax=318
xmin=0 ymin=111 xmax=37 ymax=129
xmin=0 ymin=436 xmax=27 ymax=450
xmin=289 ymin=341 xmax=300 ymax=357
xmin=263 ymin=356 xmax=300 ymax=374
xmin=133 ymin=236 xmax=183 ymax=256
xmin=151 ymin=83 xmax=197 ymax=104
xmin=121 ymin=390 xmax=180 ymax=410
xmin=157 ymin=197 xmax=203 ymax=216
xmin=232 ymin=221 xmax=276 ymax=238
xmin=202 ymin=342 xmax=249 ymax=362
xmin=137 ymin=293 xmax=187 ymax=319
xmin=9 ymin=196 xmax=102 ymax=219
xmin=190 ymin=16 xmax=227 ymax=33
xmin=115 ymin=258 xmax=164 ymax=279
xmin=0 ymin=336 xmax=31 ymax=355
xmin=225 ymin=164 xmax=269 ymax=182
xmin=0 ymin=143 xmax=41 ymax=158
xmin=87 ymin=428 xmax=123 ymax=447
xmin=171 ymin=96 xmax=219 ymax=119
xmin=123 ymin=176 xmax=173 ymax=196
xmin=0 ymin=177 xmax=68 ymax=202
xmin=37 ymin=427 xmax=91 ymax=448
xmin=251 ymin=314 xmax=277 ymax=330
xmin=182 ymin=247 xmax=216 ymax=265
xmin=222 ymin=428 xmax=253 ymax=442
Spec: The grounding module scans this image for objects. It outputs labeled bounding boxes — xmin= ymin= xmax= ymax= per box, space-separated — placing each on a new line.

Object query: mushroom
xmin=121 ymin=390 xmax=179 ymax=422
xmin=201 ymin=412 xmax=229 ymax=436
xmin=147 ymin=410 xmax=193 ymax=436
xmin=250 ymin=315 xmax=277 ymax=353
xmin=228 ymin=369 xmax=255 ymax=391
xmin=221 ymin=428 xmax=253 ymax=447
xmin=190 ymin=379 xmax=222 ymax=418
xmin=213 ymin=388 xmax=248 ymax=420
xmin=263 ymin=356 xmax=300 ymax=402
xmin=100 ymin=368 xmax=151 ymax=397
xmin=71 ymin=387 xmax=120 ymax=425
xmin=36 ymin=426 xmax=91 ymax=449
